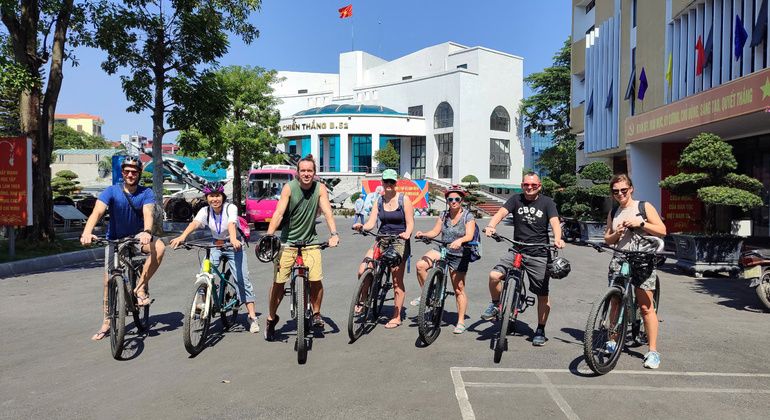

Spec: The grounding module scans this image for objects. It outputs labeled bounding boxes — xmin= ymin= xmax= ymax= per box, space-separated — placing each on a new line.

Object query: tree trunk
xmin=232 ymin=142 xmax=242 ymax=213
xmin=150 ymin=26 xmax=165 ymax=234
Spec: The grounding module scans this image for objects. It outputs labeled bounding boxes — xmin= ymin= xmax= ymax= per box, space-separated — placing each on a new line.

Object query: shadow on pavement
xmin=691 ymin=276 xmax=767 ymax=312
xmin=558 ymin=327 xmax=585 ymax=345
xmin=147 ymin=311 xmax=184 ymax=337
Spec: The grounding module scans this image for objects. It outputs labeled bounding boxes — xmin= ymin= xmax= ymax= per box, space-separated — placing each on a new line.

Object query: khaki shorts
xmin=273 ymin=246 xmax=323 ymax=283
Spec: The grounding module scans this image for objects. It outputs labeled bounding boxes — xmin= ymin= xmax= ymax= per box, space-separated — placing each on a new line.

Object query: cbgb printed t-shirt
xmin=502 ymin=193 xmax=558 ymax=257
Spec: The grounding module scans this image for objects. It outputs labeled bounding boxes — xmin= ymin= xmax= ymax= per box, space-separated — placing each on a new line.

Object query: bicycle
xmin=281 ymin=241 xmax=329 ymax=364
xmin=583 ymin=234 xmax=664 ymax=375
xmin=347 ymin=230 xmax=399 ymax=342
xmin=96 ymin=237 xmax=151 ymax=360
xmin=486 ymin=232 xmax=557 ymax=363
xmin=178 ymin=242 xmax=241 ymax=356
xmin=414 ymin=236 xmax=475 ymax=346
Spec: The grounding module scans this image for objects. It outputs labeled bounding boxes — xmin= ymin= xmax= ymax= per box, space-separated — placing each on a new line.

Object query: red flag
xmin=338 ymin=4 xmax=352 ymax=18
xmin=695 ymin=35 xmax=705 ymax=76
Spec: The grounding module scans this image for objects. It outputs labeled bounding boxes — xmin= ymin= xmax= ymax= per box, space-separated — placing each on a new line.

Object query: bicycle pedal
xmin=525 ymin=296 xmax=535 ymax=306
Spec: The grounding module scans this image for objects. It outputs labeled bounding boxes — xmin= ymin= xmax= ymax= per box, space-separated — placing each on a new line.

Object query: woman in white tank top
xmin=603 ymin=174 xmax=667 ymax=369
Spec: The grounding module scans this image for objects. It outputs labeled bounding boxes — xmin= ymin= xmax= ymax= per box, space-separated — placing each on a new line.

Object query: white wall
xmin=628 ymin=142 xmax=662 ymax=209
xmin=572 ymin=2 xmax=596 ymax=41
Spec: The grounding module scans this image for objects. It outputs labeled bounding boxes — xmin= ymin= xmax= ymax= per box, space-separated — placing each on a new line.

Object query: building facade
xmin=54 ymin=113 xmax=105 ymax=137
xmin=273 ymin=42 xmax=525 ymax=185
xmin=571 ymin=0 xmax=770 ymax=237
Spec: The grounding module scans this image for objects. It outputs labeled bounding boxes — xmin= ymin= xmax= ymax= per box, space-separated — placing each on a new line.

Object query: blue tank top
xmin=377 ymin=193 xmax=406 ymax=234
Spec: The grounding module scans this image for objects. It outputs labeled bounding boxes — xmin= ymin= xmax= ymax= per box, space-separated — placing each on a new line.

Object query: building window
xmin=408 ymin=105 xmax=423 ymax=116
xmin=585 ymin=25 xmax=594 ymax=35
xmin=631 ymin=0 xmax=637 ymax=28
xmin=490 ymin=138 xmax=511 ymax=179
xmin=434 ymin=102 xmax=454 ymax=129
xmin=58 ymin=154 xmax=64 ymax=162
xmin=456 ymin=64 xmax=467 ymax=69
xmin=297 ymin=89 xmax=308 ymax=94
xmin=352 ymin=135 xmax=372 ymax=172
xmin=402 ymin=75 xmax=412 ymax=80
xmin=76 ymin=124 xmax=83 ymax=132
xmin=410 ymin=137 xmax=426 ymax=179
xmin=436 ymin=133 xmax=453 ymax=178
xmin=585 ymin=0 xmax=595 ymax=13
xmin=490 ymin=106 xmax=510 ymax=131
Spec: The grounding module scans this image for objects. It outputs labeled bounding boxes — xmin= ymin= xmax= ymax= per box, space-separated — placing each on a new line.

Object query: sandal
xmin=312 ymin=313 xmax=325 ymax=329
xmin=384 ymin=319 xmax=401 ymax=329
xmin=136 ymin=290 xmax=152 ymax=307
xmin=453 ymin=323 xmax=467 ymax=334
xmin=91 ymin=323 xmax=110 ymax=341
xmin=354 ymin=304 xmax=364 ymax=314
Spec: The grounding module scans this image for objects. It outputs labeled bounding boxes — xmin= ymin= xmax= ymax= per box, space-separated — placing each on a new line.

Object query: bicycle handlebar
xmin=179 ymin=242 xmax=236 ymax=251
xmin=286 ymin=241 xmax=330 ymax=250
xmin=353 ymin=229 xmax=401 ymax=240
xmin=92 ymin=237 xmax=141 ymax=247
xmin=484 ymin=231 xmax=553 ymax=249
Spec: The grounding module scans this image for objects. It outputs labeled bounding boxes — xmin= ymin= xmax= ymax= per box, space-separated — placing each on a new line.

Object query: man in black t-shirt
xmin=482 ymin=172 xmax=564 ymax=346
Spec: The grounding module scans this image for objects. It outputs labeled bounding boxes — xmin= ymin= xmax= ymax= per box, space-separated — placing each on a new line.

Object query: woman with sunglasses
xmin=413 ymin=185 xmax=476 ymax=334
xmin=353 ymin=169 xmax=414 ymax=329
xmin=604 ymin=174 xmax=666 ymax=369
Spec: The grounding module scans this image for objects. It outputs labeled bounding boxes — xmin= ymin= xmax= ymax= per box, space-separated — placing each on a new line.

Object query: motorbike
xmin=740 ymin=248 xmax=770 ymax=311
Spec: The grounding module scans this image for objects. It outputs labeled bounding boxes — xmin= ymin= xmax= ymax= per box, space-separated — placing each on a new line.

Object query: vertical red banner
xmin=660 ymin=143 xmax=702 ymax=233
xmin=0 ymin=137 xmax=33 ymax=226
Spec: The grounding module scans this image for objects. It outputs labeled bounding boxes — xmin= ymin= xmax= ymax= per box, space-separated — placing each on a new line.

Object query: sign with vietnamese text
xmin=362 ymin=179 xmax=430 ymax=209
xmin=0 ymin=137 xmax=33 ymax=226
xmin=660 ymin=143 xmax=702 ymax=233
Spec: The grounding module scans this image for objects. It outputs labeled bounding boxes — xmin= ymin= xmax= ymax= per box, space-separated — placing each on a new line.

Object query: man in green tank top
xmin=263 ymin=155 xmax=339 ymax=340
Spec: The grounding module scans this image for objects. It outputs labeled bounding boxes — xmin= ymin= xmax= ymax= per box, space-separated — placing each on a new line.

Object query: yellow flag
xmin=665 ymin=53 xmax=673 ymax=86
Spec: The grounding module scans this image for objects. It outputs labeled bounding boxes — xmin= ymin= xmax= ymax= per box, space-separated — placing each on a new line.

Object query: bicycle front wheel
xmin=182 ymin=283 xmax=211 ymax=356
xmin=108 ymin=274 xmax=127 ymax=360
xmin=418 ymin=268 xmax=446 ymax=346
xmin=373 ymin=269 xmax=390 ymax=319
xmin=130 ymin=266 xmax=150 ymax=333
xmin=219 ymin=271 xmax=240 ymax=330
xmin=295 ymin=276 xmax=309 ymax=364
xmin=494 ymin=277 xmax=517 ymax=364
xmin=348 ymin=269 xmax=374 ymax=342
xmin=584 ymin=287 xmax=627 ymax=375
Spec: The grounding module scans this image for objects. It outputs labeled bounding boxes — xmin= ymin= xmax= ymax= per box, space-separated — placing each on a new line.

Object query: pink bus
xmin=245 ymin=165 xmax=295 ymax=224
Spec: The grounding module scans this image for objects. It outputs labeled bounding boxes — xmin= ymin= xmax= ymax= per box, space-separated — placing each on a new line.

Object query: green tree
xmin=1 ymin=0 xmax=87 ymax=241
xmin=374 ymin=142 xmax=400 ymax=171
xmin=88 ymin=0 xmax=264 ymax=210
xmin=52 ymin=122 xmax=109 ymax=149
xmin=519 ymin=37 xmax=575 ymax=183
xmin=51 ymin=169 xmax=80 ymax=197
xmin=178 ymin=65 xmax=282 ymax=210
xmin=660 ymin=133 xmax=763 ymax=234
xmin=461 ymin=174 xmax=482 ymax=215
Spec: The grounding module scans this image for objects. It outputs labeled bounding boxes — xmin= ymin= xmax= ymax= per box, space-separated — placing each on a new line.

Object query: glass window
xmin=352 ymin=135 xmax=372 ymax=173
xmin=456 ymin=64 xmax=468 ymax=69
xmin=490 ymin=138 xmax=511 ymax=179
xmin=490 ymin=106 xmax=510 ymax=131
xmin=434 ymin=102 xmax=454 ymax=129
xmin=585 ymin=0 xmax=595 ymax=13
xmin=408 ymin=105 xmax=423 ymax=116
xmin=248 ymin=173 xmax=292 ymax=199
xmin=410 ymin=137 xmax=426 ymax=179
xmin=435 ymin=133 xmax=453 ymax=178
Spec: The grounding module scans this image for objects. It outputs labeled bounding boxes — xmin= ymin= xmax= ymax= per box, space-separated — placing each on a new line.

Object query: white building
xmin=273 ymin=42 xmax=525 ymax=185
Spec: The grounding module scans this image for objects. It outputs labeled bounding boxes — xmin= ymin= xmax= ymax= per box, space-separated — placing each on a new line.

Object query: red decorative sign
xmin=0 ymin=137 xmax=33 ymax=226
xmin=362 ymin=179 xmax=430 ymax=209
xmin=660 ymin=143 xmax=702 ymax=233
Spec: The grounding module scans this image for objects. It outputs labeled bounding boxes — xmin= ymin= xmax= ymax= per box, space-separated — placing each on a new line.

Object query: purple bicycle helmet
xmin=202 ymin=181 xmax=226 ymax=197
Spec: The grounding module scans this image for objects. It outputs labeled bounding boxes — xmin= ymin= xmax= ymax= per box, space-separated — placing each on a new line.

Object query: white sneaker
xmin=410 ymin=297 xmax=421 ymax=307
xmin=249 ymin=316 xmax=260 ymax=333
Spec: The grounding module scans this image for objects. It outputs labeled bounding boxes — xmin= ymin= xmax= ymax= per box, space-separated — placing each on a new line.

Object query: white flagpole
xmin=351 ymin=13 xmax=354 ymax=51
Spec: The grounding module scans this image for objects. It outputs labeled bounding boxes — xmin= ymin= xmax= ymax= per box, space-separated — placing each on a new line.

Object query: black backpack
xmin=611 ymin=200 xmax=648 ymax=222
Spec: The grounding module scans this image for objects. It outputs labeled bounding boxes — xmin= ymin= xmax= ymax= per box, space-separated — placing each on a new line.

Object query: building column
xmin=310 ymin=134 xmax=320 ymax=168
xmin=372 ymin=133 xmax=381 ymax=172
xmin=322 ymin=137 xmax=330 ymax=172
xmin=339 ymin=134 xmax=350 ymax=172
xmin=628 ymin=142 xmax=662 ymax=209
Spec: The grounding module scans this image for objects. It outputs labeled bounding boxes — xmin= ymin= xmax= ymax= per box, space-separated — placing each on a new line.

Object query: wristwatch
xmin=143 ymin=229 xmax=152 ymax=235
xmin=330 ymin=232 xmax=339 ymax=237
xmin=639 ymin=221 xmax=645 ymax=228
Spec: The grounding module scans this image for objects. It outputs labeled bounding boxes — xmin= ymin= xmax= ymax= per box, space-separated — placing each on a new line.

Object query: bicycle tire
xmin=296 ymin=276 xmax=308 ymax=364
xmin=757 ymin=270 xmax=770 ymax=311
xmin=418 ymin=268 xmax=446 ymax=346
xmin=584 ymin=287 xmax=628 ymax=375
xmin=373 ymin=268 xmax=390 ymax=320
xmin=219 ymin=270 xmax=240 ymax=330
xmin=108 ymin=274 xmax=127 ymax=360
xmin=182 ymin=282 xmax=211 ymax=356
xmin=130 ymin=265 xmax=150 ymax=333
xmin=494 ymin=274 xmax=517 ymax=364
xmin=347 ymin=269 xmax=374 ymax=342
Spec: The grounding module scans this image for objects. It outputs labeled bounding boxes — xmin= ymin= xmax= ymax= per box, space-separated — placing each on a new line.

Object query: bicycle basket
xmin=628 ymin=253 xmax=656 ymax=286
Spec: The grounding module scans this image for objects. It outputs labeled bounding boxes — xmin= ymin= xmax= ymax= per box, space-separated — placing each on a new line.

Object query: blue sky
xmin=56 ymin=0 xmax=572 ymax=141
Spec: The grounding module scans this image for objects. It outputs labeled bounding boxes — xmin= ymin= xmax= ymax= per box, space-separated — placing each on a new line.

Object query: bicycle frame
xmin=190 ymin=247 xmax=239 ymax=320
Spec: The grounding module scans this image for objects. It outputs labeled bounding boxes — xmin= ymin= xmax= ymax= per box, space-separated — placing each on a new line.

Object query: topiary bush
xmin=659 ymin=132 xmax=764 ymax=234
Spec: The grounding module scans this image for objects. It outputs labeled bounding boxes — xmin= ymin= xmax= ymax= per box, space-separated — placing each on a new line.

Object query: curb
xmin=0 ymin=230 xmax=213 ymax=279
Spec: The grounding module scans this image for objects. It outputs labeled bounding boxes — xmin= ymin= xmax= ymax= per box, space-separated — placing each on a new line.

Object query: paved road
xmin=1 ymin=218 xmax=769 ymax=419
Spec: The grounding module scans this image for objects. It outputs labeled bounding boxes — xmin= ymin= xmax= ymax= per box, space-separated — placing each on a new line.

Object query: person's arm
xmin=169 ymin=221 xmax=203 ymax=248
xmin=604 ymin=211 xmax=625 ymax=244
xmin=267 ymin=185 xmax=292 ymax=235
xmin=80 ymin=200 xmax=108 ymax=245
xmin=137 ymin=203 xmax=154 ymax=245
xmin=548 ymin=216 xmax=565 ymax=248
xmin=484 ymin=207 xmax=511 ymax=236
xmin=449 ymin=216 xmax=476 ymax=250
xmin=400 ymin=196 xmax=414 ymax=239
xmin=626 ymin=202 xmax=667 ymax=237
xmin=318 ymin=184 xmax=339 ymax=247
xmin=226 ymin=204 xmax=242 ymax=251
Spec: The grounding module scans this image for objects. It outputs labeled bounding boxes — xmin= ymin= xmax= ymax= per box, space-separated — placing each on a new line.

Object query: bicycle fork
xmin=193 ymin=272 xmax=214 ymax=319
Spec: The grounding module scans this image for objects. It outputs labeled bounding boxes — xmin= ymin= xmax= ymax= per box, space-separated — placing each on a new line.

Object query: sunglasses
xmin=612 ymin=188 xmax=630 ymax=195
xmin=383 ymin=179 xmax=397 ymax=185
xmin=522 ymin=183 xmax=540 ymax=188
xmin=446 ymin=197 xmax=463 ymax=203
xmin=122 ymin=170 xmax=139 ymax=176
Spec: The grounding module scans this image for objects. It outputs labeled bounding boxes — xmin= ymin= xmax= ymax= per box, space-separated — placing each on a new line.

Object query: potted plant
xmin=659 ymin=133 xmax=763 ymax=277
xmin=555 ymin=162 xmax=612 ymax=243
xmin=461 ymin=174 xmax=483 ymax=217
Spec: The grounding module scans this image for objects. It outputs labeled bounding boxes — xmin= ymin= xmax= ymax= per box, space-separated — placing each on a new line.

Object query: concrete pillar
xmin=372 ymin=133 xmax=381 ymax=172
xmin=322 ymin=137 xmax=330 ymax=172
xmin=339 ymin=134 xmax=350 ymax=172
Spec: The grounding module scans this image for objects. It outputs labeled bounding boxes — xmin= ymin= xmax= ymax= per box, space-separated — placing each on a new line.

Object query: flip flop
xmin=453 ymin=324 xmax=466 ymax=334
xmin=384 ymin=320 xmax=401 ymax=329
xmin=136 ymin=291 xmax=152 ymax=307
xmin=91 ymin=328 xmax=109 ymax=341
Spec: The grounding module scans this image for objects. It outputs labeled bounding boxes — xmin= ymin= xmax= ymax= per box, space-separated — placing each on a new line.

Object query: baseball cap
xmin=381 ymin=169 xmax=398 ymax=181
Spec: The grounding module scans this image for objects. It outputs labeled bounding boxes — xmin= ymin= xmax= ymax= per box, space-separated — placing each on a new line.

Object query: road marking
xmin=450 ymin=367 xmax=475 ymax=420
xmin=450 ymin=367 xmax=770 ymax=420
xmin=535 ymin=371 xmax=581 ymax=420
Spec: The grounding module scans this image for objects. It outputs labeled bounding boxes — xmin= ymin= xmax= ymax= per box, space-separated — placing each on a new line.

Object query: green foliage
xmin=581 ymin=161 xmax=613 ymax=184
xmin=54 ymin=170 xmax=78 ymax=180
xmin=53 ymin=123 xmax=109 ymax=149
xmin=559 ymin=173 xmax=577 ymax=187
xmin=540 ymin=176 xmax=558 ymax=196
xmin=350 ymin=191 xmax=361 ymax=203
xmin=659 ymin=132 xmax=764 ymax=233
xmin=462 ymin=175 xmax=483 ymax=210
xmin=140 ymin=171 xmax=153 ymax=187
xmin=519 ymin=37 xmax=576 ymax=182
xmin=588 ymin=184 xmax=610 ymax=197
xmin=51 ymin=171 xmax=80 ymax=197
xmin=374 ymin=142 xmax=400 ymax=170
xmin=461 ymin=174 xmax=479 ymax=184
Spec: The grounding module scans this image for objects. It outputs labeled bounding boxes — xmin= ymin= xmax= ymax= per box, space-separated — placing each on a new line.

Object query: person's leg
xmin=307 ymin=248 xmax=324 ymax=317
xmin=93 ymin=245 xmax=114 ymax=340
xmin=636 ymin=288 xmax=658 ymax=352
xmin=415 ymin=250 xmax=439 ymax=287
xmin=358 ymin=248 xmax=374 ymax=277
xmin=136 ymin=239 xmax=165 ymax=301
xmin=524 ymin=255 xmax=550 ymax=345
xmin=387 ymin=262 xmax=406 ymax=326
xmin=231 ymin=249 xmax=257 ymax=319
xmin=451 ymin=271 xmax=467 ymax=327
